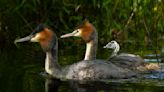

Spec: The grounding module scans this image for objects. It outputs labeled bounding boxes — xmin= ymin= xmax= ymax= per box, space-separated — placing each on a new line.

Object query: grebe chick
xmin=15 ymin=24 xmax=136 ymax=80
xmin=104 ymin=40 xmax=160 ymax=73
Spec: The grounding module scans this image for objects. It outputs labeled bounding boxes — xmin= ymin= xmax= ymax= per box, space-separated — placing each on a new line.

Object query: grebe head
xmin=103 ymin=40 xmax=120 ymax=52
xmin=15 ymin=24 xmax=55 ymax=51
xmin=60 ymin=20 xmax=97 ymax=42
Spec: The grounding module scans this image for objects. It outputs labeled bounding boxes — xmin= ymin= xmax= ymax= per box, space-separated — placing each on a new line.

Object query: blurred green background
xmin=0 ymin=0 xmax=164 ymax=55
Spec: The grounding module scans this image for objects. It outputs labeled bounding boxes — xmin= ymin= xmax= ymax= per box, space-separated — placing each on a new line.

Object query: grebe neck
xmin=109 ymin=43 xmax=120 ymax=59
xmin=84 ymin=37 xmax=97 ymax=60
xmin=45 ymin=36 xmax=61 ymax=77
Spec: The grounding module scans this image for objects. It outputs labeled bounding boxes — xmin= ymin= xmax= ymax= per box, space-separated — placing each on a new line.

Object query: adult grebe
xmin=15 ymin=24 xmax=136 ymax=80
xmin=61 ymin=20 xmax=97 ymax=60
xmin=104 ymin=40 xmax=160 ymax=72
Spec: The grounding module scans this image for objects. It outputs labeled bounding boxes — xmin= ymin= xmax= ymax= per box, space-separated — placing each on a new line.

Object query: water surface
xmin=1 ymin=47 xmax=164 ymax=92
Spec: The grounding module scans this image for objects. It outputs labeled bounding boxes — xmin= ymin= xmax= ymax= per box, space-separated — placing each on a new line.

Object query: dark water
xmin=1 ymin=46 xmax=164 ymax=92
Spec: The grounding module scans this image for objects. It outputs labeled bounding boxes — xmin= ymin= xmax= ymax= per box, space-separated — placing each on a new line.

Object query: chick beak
xmin=103 ymin=45 xmax=108 ymax=48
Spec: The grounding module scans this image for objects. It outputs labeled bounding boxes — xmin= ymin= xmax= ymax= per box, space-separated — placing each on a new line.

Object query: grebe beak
xmin=14 ymin=35 xmax=33 ymax=43
xmin=60 ymin=32 xmax=74 ymax=38
xmin=60 ymin=31 xmax=76 ymax=38
xmin=60 ymin=29 xmax=80 ymax=38
xmin=103 ymin=42 xmax=112 ymax=49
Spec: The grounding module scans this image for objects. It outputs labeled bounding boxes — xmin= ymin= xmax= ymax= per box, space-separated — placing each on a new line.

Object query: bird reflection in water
xmin=44 ymin=77 xmax=136 ymax=92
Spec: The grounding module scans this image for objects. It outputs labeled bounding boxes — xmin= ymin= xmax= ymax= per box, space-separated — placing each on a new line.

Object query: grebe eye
xmin=111 ymin=41 xmax=114 ymax=44
xmin=76 ymin=29 xmax=80 ymax=32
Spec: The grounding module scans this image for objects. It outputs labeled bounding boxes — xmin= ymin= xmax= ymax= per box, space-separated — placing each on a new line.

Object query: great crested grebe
xmin=61 ymin=20 xmax=97 ymax=60
xmin=104 ymin=40 xmax=160 ymax=72
xmin=15 ymin=24 xmax=136 ymax=80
